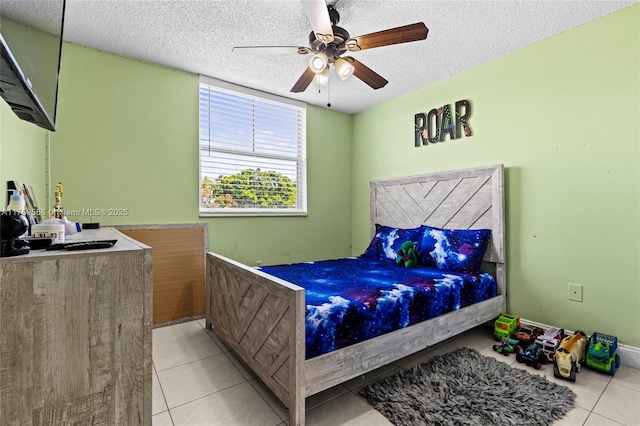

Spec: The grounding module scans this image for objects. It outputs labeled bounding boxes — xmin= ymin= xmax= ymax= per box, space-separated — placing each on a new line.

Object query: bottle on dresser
xmin=0 ymin=190 xmax=30 ymax=256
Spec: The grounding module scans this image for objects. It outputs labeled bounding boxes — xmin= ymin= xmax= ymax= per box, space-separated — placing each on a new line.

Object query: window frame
xmin=198 ymin=76 xmax=307 ymax=217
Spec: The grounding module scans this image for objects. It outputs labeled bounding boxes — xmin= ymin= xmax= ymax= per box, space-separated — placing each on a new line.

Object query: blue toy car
xmin=516 ymin=343 xmax=547 ymax=369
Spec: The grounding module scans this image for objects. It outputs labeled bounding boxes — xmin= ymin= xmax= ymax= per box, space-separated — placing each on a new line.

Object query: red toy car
xmin=513 ymin=325 xmax=544 ymax=346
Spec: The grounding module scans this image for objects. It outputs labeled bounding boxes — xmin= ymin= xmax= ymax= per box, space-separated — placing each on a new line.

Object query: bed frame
xmin=205 ymin=164 xmax=505 ymax=425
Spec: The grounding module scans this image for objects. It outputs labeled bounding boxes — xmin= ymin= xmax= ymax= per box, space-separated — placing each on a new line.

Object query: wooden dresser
xmin=0 ymin=228 xmax=152 ymax=425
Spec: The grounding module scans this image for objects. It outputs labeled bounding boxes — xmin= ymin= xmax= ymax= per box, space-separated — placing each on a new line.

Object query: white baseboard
xmin=617 ymin=344 xmax=640 ymax=370
xmin=519 ymin=318 xmax=640 ymax=369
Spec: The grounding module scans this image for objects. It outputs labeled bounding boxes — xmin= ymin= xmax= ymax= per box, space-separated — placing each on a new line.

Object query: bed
xmin=205 ymin=164 xmax=506 ymax=425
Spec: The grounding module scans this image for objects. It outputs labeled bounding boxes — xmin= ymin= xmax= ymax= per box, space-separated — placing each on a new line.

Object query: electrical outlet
xmin=568 ymin=283 xmax=583 ymax=302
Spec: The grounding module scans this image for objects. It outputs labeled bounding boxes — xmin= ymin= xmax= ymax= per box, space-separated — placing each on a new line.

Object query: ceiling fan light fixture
xmin=309 ymin=53 xmax=329 ymax=74
xmin=314 ymin=68 xmax=329 ymax=86
xmin=334 ymin=57 xmax=354 ymax=80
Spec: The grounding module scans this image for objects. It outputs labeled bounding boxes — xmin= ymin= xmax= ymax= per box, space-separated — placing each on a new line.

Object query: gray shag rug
xmin=360 ymin=347 xmax=576 ymax=426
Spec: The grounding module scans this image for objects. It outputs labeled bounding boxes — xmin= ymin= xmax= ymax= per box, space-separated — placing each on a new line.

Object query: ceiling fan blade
xmin=300 ymin=0 xmax=334 ymax=43
xmin=233 ymin=46 xmax=310 ymax=55
xmin=344 ymin=22 xmax=428 ymax=51
xmin=290 ymin=67 xmax=316 ymax=93
xmin=343 ymin=57 xmax=388 ymax=89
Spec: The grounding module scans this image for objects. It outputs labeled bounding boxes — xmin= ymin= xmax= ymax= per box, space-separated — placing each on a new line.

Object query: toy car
xmin=534 ymin=326 xmax=565 ymax=362
xmin=585 ymin=332 xmax=621 ymax=376
xmin=493 ymin=337 xmax=520 ymax=356
xmin=554 ymin=331 xmax=588 ymax=382
xmin=513 ymin=325 xmax=544 ymax=347
xmin=494 ymin=314 xmax=520 ymax=340
xmin=516 ymin=343 xmax=547 ymax=369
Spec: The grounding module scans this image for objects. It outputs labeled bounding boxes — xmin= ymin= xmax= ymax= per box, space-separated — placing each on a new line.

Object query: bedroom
xmin=0 ymin=1 xmax=638 ymax=425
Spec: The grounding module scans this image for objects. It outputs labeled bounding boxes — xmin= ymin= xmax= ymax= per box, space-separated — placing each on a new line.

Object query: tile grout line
xmin=153 ymin=363 xmax=171 ymax=412
xmin=153 ymin=364 xmax=174 ymax=425
xmin=155 ymin=351 xmax=226 ymax=374
xmin=153 ymin=330 xmax=224 ymax=349
xmin=247 ymin=379 xmax=290 ymax=423
xmin=153 ymin=324 xmax=235 ymax=424
xmin=154 ymin=321 xmax=638 ymax=426
xmin=585 ymin=379 xmax=629 ymax=426
xmin=608 ymin=376 xmax=640 ymax=392
xmin=152 ymin=319 xmax=210 ymax=343
xmin=223 ymin=351 xmax=256 ymax=381
xmin=164 ymin=380 xmax=251 ymax=412
xmin=197 ymin=318 xmax=234 ymax=354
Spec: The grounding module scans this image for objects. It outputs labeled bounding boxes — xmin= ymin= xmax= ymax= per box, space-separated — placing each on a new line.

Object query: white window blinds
xmin=199 ymin=77 xmax=307 ymax=215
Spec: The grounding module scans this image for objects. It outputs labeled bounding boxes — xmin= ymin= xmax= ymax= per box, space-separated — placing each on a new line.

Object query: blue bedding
xmin=259 ymin=257 xmax=497 ymax=359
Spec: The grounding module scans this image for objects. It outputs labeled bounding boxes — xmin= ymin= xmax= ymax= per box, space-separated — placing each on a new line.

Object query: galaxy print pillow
xmin=362 ymin=224 xmax=425 ymax=262
xmin=418 ymin=226 xmax=491 ymax=274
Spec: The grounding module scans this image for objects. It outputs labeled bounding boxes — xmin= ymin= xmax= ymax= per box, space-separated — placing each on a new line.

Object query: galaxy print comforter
xmin=259 ymin=257 xmax=497 ymax=359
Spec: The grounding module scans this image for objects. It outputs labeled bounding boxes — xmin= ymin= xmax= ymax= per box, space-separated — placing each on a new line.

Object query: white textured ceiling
xmin=2 ymin=0 xmax=636 ymax=114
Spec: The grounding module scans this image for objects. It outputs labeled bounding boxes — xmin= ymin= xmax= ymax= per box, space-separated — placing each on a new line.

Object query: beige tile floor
xmin=153 ymin=319 xmax=640 ymax=426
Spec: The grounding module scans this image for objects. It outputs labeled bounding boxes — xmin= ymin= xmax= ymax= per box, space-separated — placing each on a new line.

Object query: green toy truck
xmin=585 ymin=332 xmax=621 ymax=376
xmin=494 ymin=314 xmax=520 ymax=340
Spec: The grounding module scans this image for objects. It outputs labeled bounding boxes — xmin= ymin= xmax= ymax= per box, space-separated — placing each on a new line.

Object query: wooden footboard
xmin=206 ymin=252 xmax=505 ymax=425
xmin=205 ymin=253 xmax=306 ymax=425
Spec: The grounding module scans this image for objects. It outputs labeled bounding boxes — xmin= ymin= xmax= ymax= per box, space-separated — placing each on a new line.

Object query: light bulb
xmin=309 ymin=53 xmax=328 ymax=74
xmin=334 ymin=57 xmax=354 ymax=80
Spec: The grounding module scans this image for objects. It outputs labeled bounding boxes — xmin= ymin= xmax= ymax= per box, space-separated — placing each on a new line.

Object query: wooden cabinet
xmin=0 ymin=228 xmax=152 ymax=425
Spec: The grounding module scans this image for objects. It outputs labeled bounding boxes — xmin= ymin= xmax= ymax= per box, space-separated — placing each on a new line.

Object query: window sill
xmin=199 ymin=210 xmax=308 ymax=218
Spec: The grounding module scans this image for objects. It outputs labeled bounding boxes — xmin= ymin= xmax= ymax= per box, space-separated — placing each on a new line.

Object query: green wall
xmin=5 ymin=4 xmax=637 ymax=347
xmin=50 ymin=43 xmax=353 ymax=266
xmin=351 ymin=5 xmax=639 ymax=346
xmin=0 ymin=101 xmax=48 ymax=210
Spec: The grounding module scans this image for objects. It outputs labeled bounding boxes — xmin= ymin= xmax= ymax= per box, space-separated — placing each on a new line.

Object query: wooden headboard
xmin=370 ymin=164 xmax=506 ymax=293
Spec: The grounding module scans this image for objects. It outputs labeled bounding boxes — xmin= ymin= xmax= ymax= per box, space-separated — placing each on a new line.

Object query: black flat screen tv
xmin=0 ymin=0 xmax=66 ymax=131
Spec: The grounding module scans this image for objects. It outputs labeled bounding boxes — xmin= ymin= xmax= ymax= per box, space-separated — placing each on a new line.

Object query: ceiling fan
xmin=232 ymin=0 xmax=429 ymax=93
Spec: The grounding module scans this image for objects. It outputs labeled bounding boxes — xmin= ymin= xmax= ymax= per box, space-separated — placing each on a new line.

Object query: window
xmin=199 ymin=76 xmax=307 ymax=216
